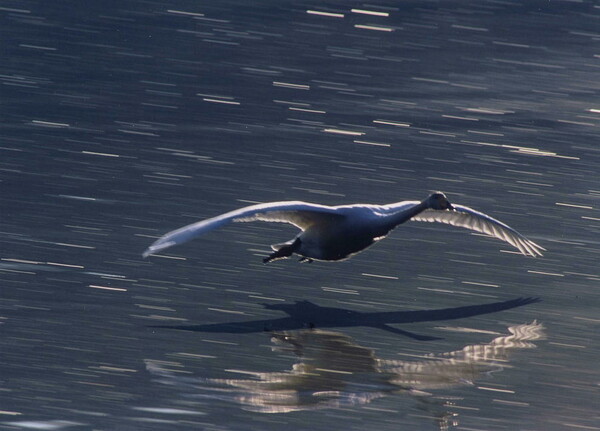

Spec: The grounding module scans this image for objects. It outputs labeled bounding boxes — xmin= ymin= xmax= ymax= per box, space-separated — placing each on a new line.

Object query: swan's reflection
xmin=384 ymin=322 xmax=544 ymax=393
xmin=147 ymin=322 xmax=544 ymax=428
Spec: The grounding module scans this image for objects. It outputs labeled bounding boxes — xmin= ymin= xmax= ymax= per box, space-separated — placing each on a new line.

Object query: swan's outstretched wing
xmin=411 ymin=204 xmax=545 ymax=256
xmin=143 ymin=201 xmax=343 ymax=257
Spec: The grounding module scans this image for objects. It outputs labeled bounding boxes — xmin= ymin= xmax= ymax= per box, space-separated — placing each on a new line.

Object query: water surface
xmin=1 ymin=1 xmax=599 ymax=430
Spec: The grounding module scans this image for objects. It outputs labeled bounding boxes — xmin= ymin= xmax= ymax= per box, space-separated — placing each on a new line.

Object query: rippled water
xmin=1 ymin=1 xmax=599 ymax=430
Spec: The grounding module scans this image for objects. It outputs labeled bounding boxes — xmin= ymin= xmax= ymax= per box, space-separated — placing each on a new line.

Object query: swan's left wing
xmin=143 ymin=201 xmax=343 ymax=257
xmin=411 ymin=204 xmax=545 ymax=256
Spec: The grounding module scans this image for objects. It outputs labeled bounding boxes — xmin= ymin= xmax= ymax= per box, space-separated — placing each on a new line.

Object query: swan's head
xmin=426 ymin=192 xmax=454 ymax=211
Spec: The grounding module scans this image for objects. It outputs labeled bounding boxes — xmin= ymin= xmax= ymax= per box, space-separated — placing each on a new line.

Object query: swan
xmin=142 ymin=192 xmax=544 ymax=262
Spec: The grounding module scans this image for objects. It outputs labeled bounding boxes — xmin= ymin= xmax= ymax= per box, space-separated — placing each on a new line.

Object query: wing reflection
xmin=381 ymin=321 xmax=545 ymax=391
xmin=147 ymin=322 xmax=544 ymax=428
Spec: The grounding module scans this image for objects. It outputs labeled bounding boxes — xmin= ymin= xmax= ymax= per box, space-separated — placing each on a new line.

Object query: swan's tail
xmin=271 ymin=239 xmax=295 ymax=251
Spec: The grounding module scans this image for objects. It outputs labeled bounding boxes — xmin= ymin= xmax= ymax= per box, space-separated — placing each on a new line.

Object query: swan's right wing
xmin=143 ymin=201 xmax=343 ymax=257
xmin=411 ymin=204 xmax=545 ymax=257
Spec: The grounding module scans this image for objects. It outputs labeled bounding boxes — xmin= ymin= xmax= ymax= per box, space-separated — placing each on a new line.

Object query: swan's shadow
xmin=152 ymin=297 xmax=540 ymax=341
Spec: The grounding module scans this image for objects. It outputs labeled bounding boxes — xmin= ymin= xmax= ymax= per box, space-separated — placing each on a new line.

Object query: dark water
xmin=1 ymin=1 xmax=599 ymax=430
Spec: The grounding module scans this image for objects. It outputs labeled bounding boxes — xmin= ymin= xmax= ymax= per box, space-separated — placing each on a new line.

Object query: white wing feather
xmin=411 ymin=204 xmax=545 ymax=257
xmin=143 ymin=201 xmax=342 ymax=257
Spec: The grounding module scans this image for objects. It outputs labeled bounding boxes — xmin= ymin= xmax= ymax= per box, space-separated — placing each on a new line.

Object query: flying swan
xmin=143 ymin=192 xmax=544 ymax=262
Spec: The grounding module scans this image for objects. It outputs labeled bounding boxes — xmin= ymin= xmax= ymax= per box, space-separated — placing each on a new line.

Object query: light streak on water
xmin=306 ymin=10 xmax=344 ymax=18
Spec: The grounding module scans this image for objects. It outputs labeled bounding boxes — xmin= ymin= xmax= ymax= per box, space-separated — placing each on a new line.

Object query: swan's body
xmin=143 ymin=192 xmax=544 ymax=262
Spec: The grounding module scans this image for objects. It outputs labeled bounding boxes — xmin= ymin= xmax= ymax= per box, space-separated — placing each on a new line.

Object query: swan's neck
xmin=385 ymin=200 xmax=429 ymax=229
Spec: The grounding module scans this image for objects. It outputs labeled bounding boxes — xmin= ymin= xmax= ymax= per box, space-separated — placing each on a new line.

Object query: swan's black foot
xmin=263 ymin=253 xmax=288 ymax=264
xmin=263 ymin=239 xmax=300 ymax=264
xmin=298 ymin=257 xmax=313 ymax=263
